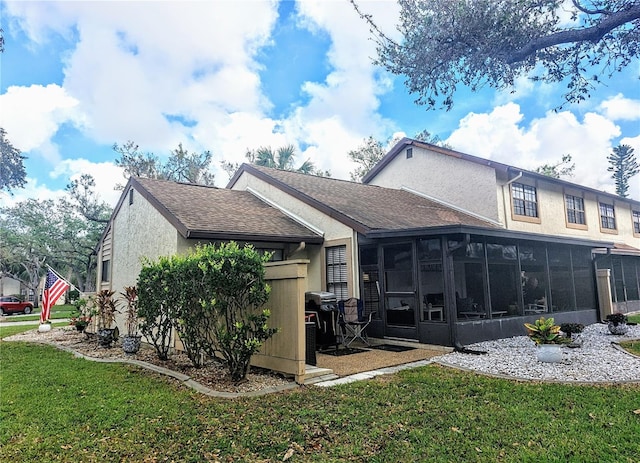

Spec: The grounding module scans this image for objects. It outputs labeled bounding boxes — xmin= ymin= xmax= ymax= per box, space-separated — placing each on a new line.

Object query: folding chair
xmin=338 ymin=298 xmax=371 ymax=347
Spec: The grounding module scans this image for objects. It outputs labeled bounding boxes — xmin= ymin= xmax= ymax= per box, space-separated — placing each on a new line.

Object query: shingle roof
xmin=130 ymin=177 xmax=323 ymax=243
xmin=235 ymin=164 xmax=499 ymax=235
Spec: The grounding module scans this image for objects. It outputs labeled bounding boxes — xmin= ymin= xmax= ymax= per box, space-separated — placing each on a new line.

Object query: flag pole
xmin=46 ymin=265 xmax=80 ymax=294
xmin=39 ymin=266 xmax=73 ymax=330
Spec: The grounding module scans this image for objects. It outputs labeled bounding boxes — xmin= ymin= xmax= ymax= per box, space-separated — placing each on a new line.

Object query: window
xmin=101 ymin=260 xmax=110 ymax=282
xmin=512 ymin=183 xmax=538 ymax=217
xmin=599 ymin=203 xmax=616 ymax=230
xmin=129 ymin=189 xmax=134 ymax=205
xmin=326 ymin=245 xmax=348 ymax=300
xmin=633 ymin=210 xmax=640 ymax=234
xmin=565 ymin=194 xmax=586 ymax=225
xmin=406 ymin=148 xmax=413 ymax=159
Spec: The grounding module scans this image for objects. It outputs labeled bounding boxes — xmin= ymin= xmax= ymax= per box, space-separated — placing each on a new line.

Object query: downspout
xmin=291 ymin=241 xmax=306 ymax=256
xmin=501 ymin=170 xmax=523 ymax=227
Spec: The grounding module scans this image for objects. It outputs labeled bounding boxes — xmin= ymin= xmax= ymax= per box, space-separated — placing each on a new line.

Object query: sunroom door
xmin=383 ymin=242 xmax=418 ymax=339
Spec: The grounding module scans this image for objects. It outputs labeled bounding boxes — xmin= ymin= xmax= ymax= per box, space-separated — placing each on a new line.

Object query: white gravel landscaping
xmin=432 ymin=322 xmax=640 ymax=383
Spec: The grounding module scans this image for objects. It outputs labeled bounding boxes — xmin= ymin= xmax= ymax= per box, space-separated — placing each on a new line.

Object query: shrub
xmin=137 ymin=257 xmax=175 ymax=361
xmin=191 ymin=242 xmax=278 ymax=382
xmin=136 ymin=242 xmax=279 ymax=380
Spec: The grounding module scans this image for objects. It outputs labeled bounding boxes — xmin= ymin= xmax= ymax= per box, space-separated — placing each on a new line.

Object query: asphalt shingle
xmin=132 ymin=177 xmax=322 ymax=242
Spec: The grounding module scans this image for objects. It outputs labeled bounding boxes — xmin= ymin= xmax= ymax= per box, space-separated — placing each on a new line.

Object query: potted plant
xmin=606 ymin=312 xmax=629 ymax=335
xmin=96 ymin=289 xmax=118 ymax=347
xmin=69 ymin=298 xmax=95 ymax=333
xmin=120 ymin=286 xmax=141 ymax=354
xmin=560 ymin=322 xmax=585 ymax=348
xmin=524 ymin=316 xmax=567 ymax=362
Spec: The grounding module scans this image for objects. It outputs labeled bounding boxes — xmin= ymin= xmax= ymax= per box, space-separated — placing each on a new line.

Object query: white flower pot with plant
xmin=606 ymin=312 xmax=629 ymax=335
xmin=524 ymin=316 xmax=567 ymax=363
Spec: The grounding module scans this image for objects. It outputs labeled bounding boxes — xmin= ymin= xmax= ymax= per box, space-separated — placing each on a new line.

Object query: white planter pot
xmin=537 ymin=344 xmax=562 ymax=363
xmin=38 ymin=323 xmax=52 ymax=332
xmin=608 ymin=322 xmax=628 ymax=335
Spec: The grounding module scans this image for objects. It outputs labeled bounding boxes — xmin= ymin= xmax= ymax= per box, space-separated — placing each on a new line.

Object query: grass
xmin=619 ymin=340 xmax=640 ymax=356
xmin=1 ymin=326 xmax=639 ymax=462
xmin=628 ymin=313 xmax=640 ymax=324
xmin=0 ymin=304 xmax=76 ymax=323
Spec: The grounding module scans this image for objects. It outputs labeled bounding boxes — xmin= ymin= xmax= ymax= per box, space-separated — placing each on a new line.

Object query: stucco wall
xmin=231 ymin=172 xmax=359 ymax=295
xmin=498 ymin=174 xmax=640 ymax=248
xmin=109 ymin=188 xmax=181 ymax=305
xmin=367 ymin=145 xmax=500 ymax=222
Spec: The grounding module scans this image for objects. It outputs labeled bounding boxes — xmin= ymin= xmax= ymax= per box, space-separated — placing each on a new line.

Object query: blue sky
xmin=1 ymin=0 xmax=639 ymax=208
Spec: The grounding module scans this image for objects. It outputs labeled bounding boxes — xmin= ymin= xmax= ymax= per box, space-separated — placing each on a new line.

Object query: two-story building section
xmin=363 ymin=137 xmax=640 ymax=317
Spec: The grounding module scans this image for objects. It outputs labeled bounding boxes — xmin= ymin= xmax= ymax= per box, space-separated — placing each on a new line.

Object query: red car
xmin=0 ymin=296 xmax=34 ymax=315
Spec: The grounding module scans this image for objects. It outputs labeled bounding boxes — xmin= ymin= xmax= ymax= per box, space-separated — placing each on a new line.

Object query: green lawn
xmin=628 ymin=313 xmax=640 ymax=324
xmin=0 ymin=304 xmax=76 ymax=323
xmin=1 ymin=326 xmax=639 ymax=462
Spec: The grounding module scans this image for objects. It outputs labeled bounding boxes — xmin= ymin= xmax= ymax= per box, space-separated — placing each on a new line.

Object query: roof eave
xmin=185 ymin=230 xmax=324 ymax=244
xmin=365 ymin=225 xmax=615 ymax=248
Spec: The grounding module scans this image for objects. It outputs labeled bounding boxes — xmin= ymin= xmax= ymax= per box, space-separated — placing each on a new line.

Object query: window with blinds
xmin=599 ymin=203 xmax=616 ymax=230
xmin=565 ymin=194 xmax=586 ymax=225
xmin=326 ymin=245 xmax=348 ymax=300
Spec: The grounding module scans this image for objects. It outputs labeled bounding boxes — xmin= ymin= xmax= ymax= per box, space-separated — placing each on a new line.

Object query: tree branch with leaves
xmin=351 ymin=0 xmax=640 ymax=110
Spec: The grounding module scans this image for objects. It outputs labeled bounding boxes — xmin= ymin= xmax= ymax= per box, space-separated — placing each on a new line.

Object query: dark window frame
xmin=599 ymin=202 xmax=616 ymax=230
xmin=512 ymin=183 xmax=538 ymax=218
xmin=565 ymin=194 xmax=586 ymax=225
xmin=633 ymin=210 xmax=640 ymax=234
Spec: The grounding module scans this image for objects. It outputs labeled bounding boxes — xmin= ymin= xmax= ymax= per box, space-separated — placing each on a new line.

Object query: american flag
xmin=41 ymin=269 xmax=70 ymax=323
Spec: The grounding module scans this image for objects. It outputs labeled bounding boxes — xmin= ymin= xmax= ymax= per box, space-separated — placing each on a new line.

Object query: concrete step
xmin=304 ymin=364 xmax=335 ymax=383
xmin=304 ymin=373 xmax=340 ymax=384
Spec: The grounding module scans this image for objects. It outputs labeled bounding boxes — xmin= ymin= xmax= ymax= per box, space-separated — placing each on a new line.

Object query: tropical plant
xmin=606 ymin=312 xmax=628 ymax=325
xmin=95 ymin=289 xmax=117 ymax=330
xmin=245 ymin=145 xmax=329 ymax=176
xmin=120 ymin=286 xmax=139 ymax=337
xmin=524 ymin=316 xmax=566 ymax=345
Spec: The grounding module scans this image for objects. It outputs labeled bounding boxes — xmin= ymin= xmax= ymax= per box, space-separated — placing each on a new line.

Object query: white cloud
xmin=0 ymin=84 xmax=84 ymax=161
xmin=51 ymin=159 xmax=125 ymax=207
xmin=0 ymin=176 xmax=67 ymax=209
xmin=599 ymin=94 xmax=640 ymax=121
xmin=446 ymin=103 xmax=625 ymax=195
xmin=3 ymin=0 xmax=400 ymax=186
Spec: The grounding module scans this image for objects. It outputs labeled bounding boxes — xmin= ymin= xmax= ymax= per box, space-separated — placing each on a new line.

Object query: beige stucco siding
xmin=498 ymin=175 xmax=640 ymax=248
xmin=232 ymin=172 xmax=360 ymax=296
xmin=368 ymin=145 xmax=500 ymax=222
xmin=109 ymin=188 xmax=181 ymax=295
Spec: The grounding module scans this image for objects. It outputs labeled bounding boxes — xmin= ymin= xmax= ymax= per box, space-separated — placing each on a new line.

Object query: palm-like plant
xmin=246 ymin=145 xmax=319 ymax=174
xmin=524 ymin=317 xmax=566 ymax=345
